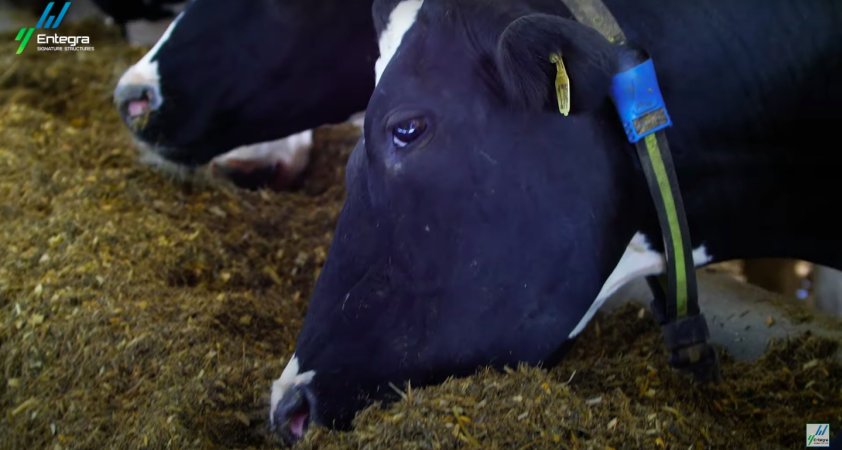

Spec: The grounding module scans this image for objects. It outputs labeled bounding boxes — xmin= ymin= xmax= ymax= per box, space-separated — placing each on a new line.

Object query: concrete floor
xmin=608 ymin=270 xmax=842 ymax=362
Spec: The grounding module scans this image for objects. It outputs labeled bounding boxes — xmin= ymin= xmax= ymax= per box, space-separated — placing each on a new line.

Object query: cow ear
xmin=496 ymin=14 xmax=619 ymax=114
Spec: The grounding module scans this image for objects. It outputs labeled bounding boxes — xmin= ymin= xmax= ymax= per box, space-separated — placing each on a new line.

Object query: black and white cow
xmin=113 ymin=0 xmax=377 ymax=189
xmin=269 ymin=0 xmax=842 ymax=442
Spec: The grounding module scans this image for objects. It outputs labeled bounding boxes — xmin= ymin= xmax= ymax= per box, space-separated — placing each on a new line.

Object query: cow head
xmin=270 ymin=0 xmax=651 ymax=443
xmin=114 ymin=0 xmax=377 ymax=167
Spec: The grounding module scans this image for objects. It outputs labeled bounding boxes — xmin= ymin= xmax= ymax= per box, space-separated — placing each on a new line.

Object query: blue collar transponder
xmin=610 ymin=59 xmax=673 ymax=143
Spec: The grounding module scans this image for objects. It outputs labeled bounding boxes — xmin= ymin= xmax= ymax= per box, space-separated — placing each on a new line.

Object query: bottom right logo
xmin=807 ymin=424 xmax=831 ymax=448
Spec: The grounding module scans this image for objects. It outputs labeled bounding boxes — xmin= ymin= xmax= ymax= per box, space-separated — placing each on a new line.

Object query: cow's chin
xmin=133 ymin=140 xmax=201 ymax=180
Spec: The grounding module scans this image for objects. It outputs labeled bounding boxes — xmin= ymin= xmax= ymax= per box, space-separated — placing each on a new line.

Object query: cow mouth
xmin=120 ymin=93 xmax=155 ymax=134
xmin=273 ymin=384 xmax=315 ymax=445
xmin=126 ymin=98 xmax=150 ymax=122
xmin=287 ymin=406 xmax=310 ymax=442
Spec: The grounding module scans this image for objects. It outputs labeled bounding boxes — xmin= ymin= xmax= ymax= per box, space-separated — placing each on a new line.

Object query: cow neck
xmin=558 ymin=0 xmax=698 ymax=322
xmin=559 ymin=0 xmax=720 ymax=382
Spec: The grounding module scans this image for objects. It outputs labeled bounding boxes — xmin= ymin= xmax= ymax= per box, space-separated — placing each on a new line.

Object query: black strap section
xmin=662 ymin=314 xmax=711 ymax=350
xmin=648 ymin=275 xmax=722 ymax=382
xmin=634 ymin=131 xmax=700 ymax=320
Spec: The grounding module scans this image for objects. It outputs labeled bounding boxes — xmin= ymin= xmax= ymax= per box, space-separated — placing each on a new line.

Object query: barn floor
xmin=1 ymin=24 xmax=840 ymax=450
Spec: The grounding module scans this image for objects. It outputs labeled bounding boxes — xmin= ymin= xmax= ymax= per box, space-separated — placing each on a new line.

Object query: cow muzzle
xmin=271 ymin=383 xmax=316 ymax=445
xmin=114 ymin=83 xmax=161 ymax=132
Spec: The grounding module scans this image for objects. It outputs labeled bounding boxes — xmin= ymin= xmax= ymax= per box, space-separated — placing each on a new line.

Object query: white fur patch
xmin=348 ymin=111 xmax=366 ymax=129
xmin=116 ymin=12 xmax=183 ymax=110
xmin=374 ymin=0 xmax=423 ymax=85
xmin=269 ymin=355 xmax=316 ymax=427
xmin=211 ymin=130 xmax=313 ymax=178
xmin=568 ymin=232 xmax=713 ymax=338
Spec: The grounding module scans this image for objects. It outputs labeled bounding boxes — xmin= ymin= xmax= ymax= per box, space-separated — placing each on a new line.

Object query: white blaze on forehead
xmin=568 ymin=232 xmax=713 ymax=338
xmin=374 ymin=0 xmax=424 ymax=85
xmin=116 ymin=12 xmax=184 ymax=109
xmin=269 ymin=355 xmax=316 ymax=427
xmin=211 ymin=130 xmax=313 ymax=178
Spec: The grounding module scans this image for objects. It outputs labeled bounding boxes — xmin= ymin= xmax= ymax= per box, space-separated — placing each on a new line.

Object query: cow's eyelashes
xmin=391 ymin=118 xmax=428 ymax=148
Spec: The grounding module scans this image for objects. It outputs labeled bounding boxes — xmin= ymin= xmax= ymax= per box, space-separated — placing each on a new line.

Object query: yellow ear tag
xmin=550 ymin=53 xmax=570 ymax=116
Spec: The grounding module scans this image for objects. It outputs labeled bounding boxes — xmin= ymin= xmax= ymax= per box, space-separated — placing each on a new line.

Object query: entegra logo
xmin=14 ymin=2 xmax=80 ymax=55
xmin=807 ymin=423 xmax=831 ymax=448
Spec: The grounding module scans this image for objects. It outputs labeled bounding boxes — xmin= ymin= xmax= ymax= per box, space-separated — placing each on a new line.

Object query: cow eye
xmin=391 ymin=118 xmax=427 ymax=148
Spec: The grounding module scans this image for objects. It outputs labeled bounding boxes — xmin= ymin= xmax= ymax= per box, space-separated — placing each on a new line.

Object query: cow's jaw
xmin=133 ymin=139 xmax=194 ymax=180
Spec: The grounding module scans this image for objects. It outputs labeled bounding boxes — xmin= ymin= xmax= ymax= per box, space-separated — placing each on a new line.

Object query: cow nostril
xmin=114 ymin=84 xmax=159 ymax=127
